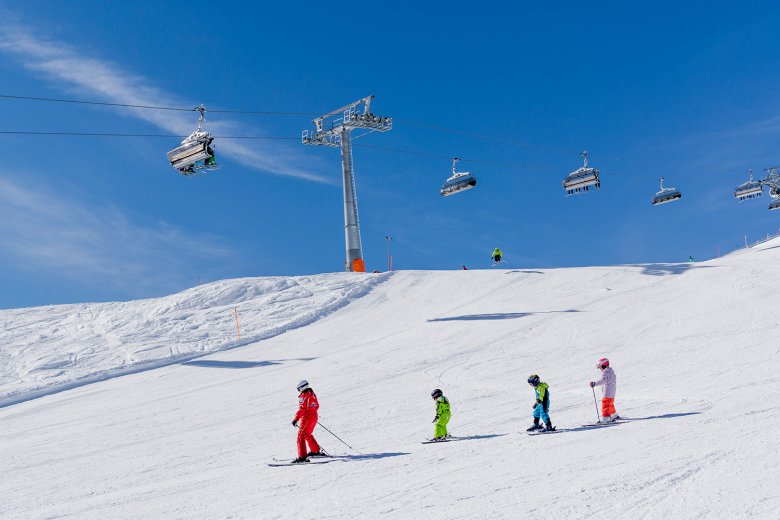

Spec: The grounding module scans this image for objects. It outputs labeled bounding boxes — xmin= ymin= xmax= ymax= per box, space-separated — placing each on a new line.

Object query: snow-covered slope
xmin=1 ymin=241 xmax=778 ymax=519
xmin=0 ymin=273 xmax=389 ymax=407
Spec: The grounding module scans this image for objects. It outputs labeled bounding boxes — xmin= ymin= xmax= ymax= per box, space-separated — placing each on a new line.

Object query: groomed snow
xmin=1 ymin=241 xmax=778 ymax=519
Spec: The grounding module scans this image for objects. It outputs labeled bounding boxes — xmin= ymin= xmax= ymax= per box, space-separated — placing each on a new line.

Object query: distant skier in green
xmin=491 ymin=247 xmax=503 ymax=264
xmin=430 ymin=388 xmax=451 ymax=441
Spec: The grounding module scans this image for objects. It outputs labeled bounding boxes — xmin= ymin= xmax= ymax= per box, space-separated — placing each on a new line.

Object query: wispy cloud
xmin=0 ymin=175 xmax=233 ymax=294
xmin=0 ymin=13 xmax=329 ymax=183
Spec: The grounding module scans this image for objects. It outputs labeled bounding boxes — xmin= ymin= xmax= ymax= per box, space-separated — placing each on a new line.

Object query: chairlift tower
xmin=762 ymin=166 xmax=780 ymax=210
xmin=302 ymin=96 xmax=392 ymax=271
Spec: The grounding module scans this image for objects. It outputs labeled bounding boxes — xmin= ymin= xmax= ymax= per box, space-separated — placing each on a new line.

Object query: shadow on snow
xmin=182 ymin=357 xmax=316 ymax=369
xmin=561 ymin=412 xmax=702 ymax=433
xmin=629 ymin=263 xmax=715 ymax=276
xmin=428 ymin=310 xmax=580 ymax=322
xmin=453 ymin=433 xmax=508 ymax=441
xmin=621 ymin=412 xmax=702 ymax=421
xmin=334 ymin=452 xmax=410 ymax=461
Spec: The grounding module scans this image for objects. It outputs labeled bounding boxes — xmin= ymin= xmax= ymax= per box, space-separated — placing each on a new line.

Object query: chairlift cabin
xmin=440 ymin=158 xmax=477 ymax=197
xmin=769 ymin=187 xmax=780 ymax=211
xmin=733 ymin=170 xmax=763 ymax=201
xmin=166 ymin=105 xmax=218 ymax=175
xmin=563 ymin=151 xmax=600 ymax=195
xmin=651 ymin=177 xmax=682 ymax=206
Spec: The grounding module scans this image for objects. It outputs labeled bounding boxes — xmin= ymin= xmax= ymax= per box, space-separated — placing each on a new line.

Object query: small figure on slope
xmin=291 ymin=380 xmax=323 ymax=463
xmin=491 ymin=247 xmax=503 ymax=264
xmin=527 ymin=374 xmax=555 ymax=431
xmin=590 ymin=358 xmax=619 ymax=423
xmin=430 ymin=388 xmax=451 ymax=441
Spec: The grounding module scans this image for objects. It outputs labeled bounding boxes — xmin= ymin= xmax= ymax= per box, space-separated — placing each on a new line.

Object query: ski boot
xmin=291 ymin=457 xmax=310 ymax=464
xmin=307 ymin=451 xmax=327 ymax=458
xmin=527 ymin=423 xmax=543 ymax=432
xmin=542 ymin=421 xmax=556 ymax=432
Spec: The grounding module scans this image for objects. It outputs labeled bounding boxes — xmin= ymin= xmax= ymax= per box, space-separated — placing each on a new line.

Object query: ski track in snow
xmin=0 ymin=240 xmax=779 ymax=518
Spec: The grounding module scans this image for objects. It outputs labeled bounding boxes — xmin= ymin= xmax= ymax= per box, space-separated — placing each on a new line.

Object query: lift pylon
xmin=302 ymin=96 xmax=392 ymax=271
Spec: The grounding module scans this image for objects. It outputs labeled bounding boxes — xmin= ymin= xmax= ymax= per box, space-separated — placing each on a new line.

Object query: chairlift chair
xmin=440 ymin=157 xmax=477 ymax=196
xmin=166 ymin=105 xmax=218 ymax=175
xmin=563 ymin=151 xmax=600 ymax=195
xmin=768 ymin=188 xmax=780 ymax=211
xmin=651 ymin=177 xmax=682 ymax=206
xmin=733 ymin=169 xmax=763 ymax=201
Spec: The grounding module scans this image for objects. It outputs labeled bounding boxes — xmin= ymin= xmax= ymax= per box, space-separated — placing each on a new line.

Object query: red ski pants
xmin=601 ymin=397 xmax=616 ymax=417
xmin=297 ymin=418 xmax=320 ymax=458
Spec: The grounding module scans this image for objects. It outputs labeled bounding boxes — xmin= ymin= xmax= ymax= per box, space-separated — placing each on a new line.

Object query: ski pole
xmin=318 ymin=421 xmax=363 ymax=455
xmin=591 ymin=386 xmax=600 ymax=422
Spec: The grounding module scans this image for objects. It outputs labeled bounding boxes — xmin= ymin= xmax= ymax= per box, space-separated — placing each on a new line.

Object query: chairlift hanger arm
xmin=312 ymin=95 xmax=374 ymax=131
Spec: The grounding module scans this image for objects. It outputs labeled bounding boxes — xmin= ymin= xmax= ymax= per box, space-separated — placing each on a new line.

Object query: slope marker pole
xmin=234 ymin=307 xmax=241 ymax=339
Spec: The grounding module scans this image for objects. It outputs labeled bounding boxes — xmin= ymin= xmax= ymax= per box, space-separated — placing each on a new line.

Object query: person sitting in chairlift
xmin=205 ymin=145 xmax=216 ymax=167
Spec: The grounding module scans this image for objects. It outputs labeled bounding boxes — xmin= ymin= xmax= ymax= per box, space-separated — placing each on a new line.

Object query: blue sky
xmin=2 ymin=1 xmax=780 ymax=308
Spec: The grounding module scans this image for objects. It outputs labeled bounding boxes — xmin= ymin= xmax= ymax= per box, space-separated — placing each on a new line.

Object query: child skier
xmin=527 ymin=375 xmax=555 ymax=431
xmin=430 ymin=389 xmax=451 ymax=440
xmin=291 ymin=380 xmax=323 ymax=463
xmin=590 ymin=358 xmax=619 ymax=423
xmin=491 ymin=247 xmax=503 ymax=263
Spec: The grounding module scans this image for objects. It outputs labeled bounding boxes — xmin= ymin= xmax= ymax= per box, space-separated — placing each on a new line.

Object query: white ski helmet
xmin=296 ymin=380 xmax=310 ymax=392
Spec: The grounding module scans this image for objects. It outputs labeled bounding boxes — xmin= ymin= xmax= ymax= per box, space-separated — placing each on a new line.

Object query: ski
xmin=268 ymin=460 xmax=333 ymax=468
xmin=268 ymin=457 xmax=333 ymax=467
xmin=527 ymin=427 xmax=559 ymax=435
xmin=581 ymin=421 xmax=621 ymax=428
xmin=268 ymin=460 xmax=333 ymax=467
xmin=421 ymin=436 xmax=458 ymax=444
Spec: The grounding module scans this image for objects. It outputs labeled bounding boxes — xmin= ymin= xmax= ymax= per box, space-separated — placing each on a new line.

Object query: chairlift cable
xmin=352 ymin=142 xmax=526 ymax=168
xmin=0 ymin=93 xmax=319 ymax=116
xmin=0 ymin=130 xmax=300 ymax=139
xmin=0 ymin=92 xmax=631 ymax=162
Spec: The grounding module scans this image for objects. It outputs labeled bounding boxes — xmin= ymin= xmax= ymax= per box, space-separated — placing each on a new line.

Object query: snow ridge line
xmin=0 ymin=272 xmax=393 ymax=409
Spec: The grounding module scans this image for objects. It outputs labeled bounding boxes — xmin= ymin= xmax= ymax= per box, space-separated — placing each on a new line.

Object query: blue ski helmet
xmin=527 ymin=374 xmax=540 ymax=386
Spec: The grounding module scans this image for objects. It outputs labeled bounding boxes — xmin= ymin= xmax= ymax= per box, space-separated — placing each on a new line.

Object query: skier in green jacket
xmin=527 ymin=374 xmax=555 ymax=432
xmin=431 ymin=388 xmax=451 ymax=440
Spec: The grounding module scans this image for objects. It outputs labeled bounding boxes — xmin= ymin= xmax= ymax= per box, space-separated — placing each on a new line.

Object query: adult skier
xmin=527 ymin=375 xmax=555 ymax=431
xmin=491 ymin=247 xmax=503 ymax=264
xmin=590 ymin=358 xmax=619 ymax=423
xmin=291 ymin=380 xmax=323 ymax=463
xmin=430 ymin=389 xmax=451 ymax=440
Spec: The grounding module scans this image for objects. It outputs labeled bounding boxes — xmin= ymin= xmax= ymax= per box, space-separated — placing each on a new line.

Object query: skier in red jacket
xmin=291 ymin=380 xmax=322 ymax=463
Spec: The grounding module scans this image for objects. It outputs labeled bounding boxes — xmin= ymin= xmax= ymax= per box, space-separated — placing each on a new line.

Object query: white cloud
xmin=0 ymin=17 xmax=330 ymax=183
xmin=0 ymin=175 xmax=233 ymax=293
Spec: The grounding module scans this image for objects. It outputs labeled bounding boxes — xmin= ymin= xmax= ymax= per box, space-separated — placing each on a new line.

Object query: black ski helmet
xmin=431 ymin=388 xmax=443 ymax=399
xmin=527 ymin=374 xmax=540 ymax=386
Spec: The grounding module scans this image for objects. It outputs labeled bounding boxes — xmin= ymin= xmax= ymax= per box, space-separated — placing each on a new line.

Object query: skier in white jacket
xmin=590 ymin=357 xmax=619 ymax=423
